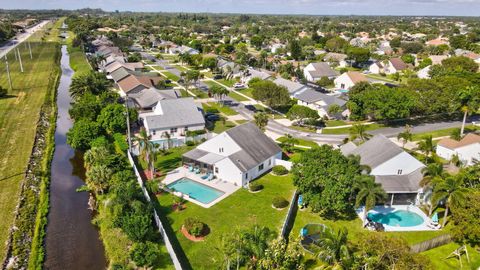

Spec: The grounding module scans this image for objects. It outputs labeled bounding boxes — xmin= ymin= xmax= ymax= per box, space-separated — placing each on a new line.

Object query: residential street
xmin=0 ymin=20 xmax=50 ymax=59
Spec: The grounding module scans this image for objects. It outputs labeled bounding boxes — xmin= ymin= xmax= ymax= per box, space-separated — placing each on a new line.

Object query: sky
xmin=1 ymin=0 xmax=480 ymax=16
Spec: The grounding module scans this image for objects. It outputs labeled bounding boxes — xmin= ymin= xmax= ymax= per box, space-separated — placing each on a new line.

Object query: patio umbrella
xmin=298 ymin=194 xmax=303 ymax=207
xmin=431 ymin=212 xmax=439 ymax=224
xmin=300 ymin=227 xmax=308 ymax=237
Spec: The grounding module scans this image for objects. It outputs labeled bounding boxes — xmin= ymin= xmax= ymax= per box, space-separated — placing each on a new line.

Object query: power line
xmin=4 ymin=55 xmax=13 ymax=90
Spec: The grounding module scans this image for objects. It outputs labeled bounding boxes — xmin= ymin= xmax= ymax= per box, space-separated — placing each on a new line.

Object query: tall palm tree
xmin=457 ymin=86 xmax=480 ymax=136
xmin=349 ymin=124 xmax=372 ymax=143
xmin=432 ymin=175 xmax=468 ymax=227
xmin=315 ymin=227 xmax=351 ymax=269
xmin=397 ymin=124 xmax=413 ymax=148
xmin=242 ymin=226 xmax=273 ymax=268
xmin=85 ymin=164 xmax=113 ymax=196
xmin=420 ymin=162 xmax=444 ymax=215
xmin=134 ymin=128 xmax=155 ymax=178
xmin=84 ymin=146 xmax=110 ymax=170
xmin=416 ymin=135 xmax=435 ymax=160
xmin=354 ymin=176 xmax=387 ymax=225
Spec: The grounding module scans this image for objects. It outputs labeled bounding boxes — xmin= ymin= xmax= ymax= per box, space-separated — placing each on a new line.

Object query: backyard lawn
xmin=227 ymin=90 xmax=250 ymax=102
xmin=277 ymin=136 xmax=319 ymax=148
xmin=321 ymin=123 xmax=385 ymax=135
xmin=0 ymin=22 xmax=61 ymax=261
xmin=203 ymin=102 xmax=238 ymax=116
xmin=156 ymin=173 xmax=296 ymax=269
xmin=422 ymin=242 xmax=480 ymax=270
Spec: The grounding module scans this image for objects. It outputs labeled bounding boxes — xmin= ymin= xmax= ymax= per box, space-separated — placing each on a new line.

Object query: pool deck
xmin=163 ymin=167 xmax=240 ymax=208
xmin=357 ymin=205 xmax=440 ymax=232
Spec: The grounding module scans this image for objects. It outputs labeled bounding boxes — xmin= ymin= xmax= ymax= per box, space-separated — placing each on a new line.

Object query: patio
xmin=163 ymin=166 xmax=240 ymax=208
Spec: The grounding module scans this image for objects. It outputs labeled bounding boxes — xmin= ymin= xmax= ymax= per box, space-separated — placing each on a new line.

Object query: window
xmin=170 ymin=127 xmax=177 ymax=134
xmin=219 ymin=147 xmax=224 ymax=153
xmin=215 ymin=167 xmax=219 ymax=173
xmin=245 ymin=173 xmax=248 ymax=179
xmin=397 ymin=169 xmax=403 ymax=175
xmin=184 ymin=126 xmax=189 ymax=131
xmin=152 ymin=130 xmax=156 ymax=135
xmin=258 ymin=164 xmax=264 ymax=171
xmin=268 ymin=159 xmax=271 ymax=166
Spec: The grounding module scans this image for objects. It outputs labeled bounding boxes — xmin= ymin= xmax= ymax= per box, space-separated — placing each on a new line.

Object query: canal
xmin=44 ymin=45 xmax=106 ymax=269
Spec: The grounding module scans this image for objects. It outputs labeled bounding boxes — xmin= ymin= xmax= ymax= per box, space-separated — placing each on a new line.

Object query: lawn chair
xmin=201 ymin=173 xmax=210 ymax=180
xmin=207 ymin=174 xmax=214 ymax=181
xmin=188 ymin=165 xmax=193 ymax=172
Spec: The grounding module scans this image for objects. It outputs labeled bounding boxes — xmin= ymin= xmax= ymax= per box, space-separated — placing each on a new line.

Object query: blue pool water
xmin=368 ymin=210 xmax=424 ymax=227
xmin=167 ymin=178 xmax=224 ymax=204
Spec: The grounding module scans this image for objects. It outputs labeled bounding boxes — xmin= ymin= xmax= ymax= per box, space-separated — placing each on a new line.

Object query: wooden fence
xmin=410 ymin=234 xmax=452 ymax=253
xmin=281 ymin=190 xmax=299 ymax=239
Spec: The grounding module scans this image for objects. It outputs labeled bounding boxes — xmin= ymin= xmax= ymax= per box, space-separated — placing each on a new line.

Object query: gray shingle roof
xmin=293 ymin=89 xmax=347 ymax=108
xmin=111 ymin=67 xmax=132 ymax=83
xmin=375 ymin=167 xmax=423 ymax=193
xmin=143 ymin=98 xmax=205 ymax=130
xmin=273 ymin=78 xmax=309 ymax=94
xmin=307 ymin=62 xmax=338 ymax=78
xmin=247 ymin=68 xmax=271 ymax=80
xmin=341 ymin=134 xmax=403 ymax=169
xmin=226 ymin=122 xmax=282 ymax=172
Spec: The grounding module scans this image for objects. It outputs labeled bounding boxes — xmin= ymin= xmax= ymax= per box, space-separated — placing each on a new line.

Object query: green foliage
xmin=66 ymin=119 xmax=102 ymax=150
xmin=69 ymin=71 xmax=111 ymax=100
xmin=287 ymin=104 xmax=319 ymax=120
xmin=401 ymin=42 xmax=424 ymax=53
xmin=272 ymin=196 xmax=289 ymax=208
xmin=259 ymin=237 xmax=305 ymax=270
xmin=347 ymin=47 xmax=370 ymax=63
xmin=289 ymin=39 xmax=302 ymax=60
xmin=202 ymin=56 xmax=217 ymax=70
xmin=254 ymin=112 xmax=269 ymax=131
xmin=316 ymin=76 xmax=334 ymax=87
xmin=130 ymin=241 xmax=162 ymax=268
xmin=249 ymin=182 xmax=264 ymax=192
xmin=184 ymin=217 xmax=206 ymax=237
xmin=279 ymin=134 xmax=299 ymax=153
xmin=251 ymin=80 xmax=290 ymax=107
xmin=0 ymin=85 xmax=7 ymax=97
xmin=113 ymin=133 xmax=128 ymax=153
xmin=401 ymin=54 xmax=415 ymax=64
xmin=97 ymin=104 xmax=129 ymax=134
xmin=418 ymin=57 xmax=432 ymax=69
xmin=127 ymin=52 xmax=141 ymax=62
xmin=292 ymin=145 xmax=365 ymax=215
xmin=451 ymin=191 xmax=480 ymax=246
xmin=325 ymin=37 xmax=348 ymax=53
xmin=272 ymin=165 xmax=288 ymax=176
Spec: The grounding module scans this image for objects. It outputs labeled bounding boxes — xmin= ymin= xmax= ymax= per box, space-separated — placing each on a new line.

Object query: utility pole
xmin=4 ymin=55 xmax=13 ymax=90
xmin=125 ymin=95 xmax=132 ymax=152
xmin=14 ymin=46 xmax=18 ymax=61
xmin=28 ymin=42 xmax=33 ymax=59
xmin=17 ymin=47 xmax=23 ymax=73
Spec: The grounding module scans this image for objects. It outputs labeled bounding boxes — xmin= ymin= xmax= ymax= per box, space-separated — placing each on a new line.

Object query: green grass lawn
xmin=237 ymin=88 xmax=254 ymax=98
xmin=0 ymin=23 xmax=61 ymax=262
xmin=289 ymin=125 xmax=317 ymax=133
xmin=321 ymin=123 xmax=385 ymax=135
xmin=277 ymin=136 xmax=319 ymax=148
xmin=172 ymin=65 xmax=189 ymax=72
xmin=156 ymin=173 xmax=296 ymax=269
xmin=152 ymin=146 xmax=196 ymax=175
xmin=163 ymin=71 xmax=180 ymax=81
xmin=366 ymin=73 xmax=397 ymax=82
xmin=189 ymin=88 xmax=208 ymax=99
xmin=203 ymin=102 xmax=238 ymax=116
xmin=227 ymin=90 xmax=250 ymax=102
xmin=216 ymin=78 xmax=236 ymax=87
xmin=325 ymin=120 xmax=348 ymax=127
xmin=412 ymin=125 xmax=479 ymax=141
xmin=208 ymin=120 xmax=236 ymax=133
xmin=421 ymin=243 xmax=480 ymax=270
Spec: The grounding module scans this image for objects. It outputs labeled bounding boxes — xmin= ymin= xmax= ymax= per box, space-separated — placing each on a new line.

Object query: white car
xmin=233 ymin=83 xmax=246 ymax=89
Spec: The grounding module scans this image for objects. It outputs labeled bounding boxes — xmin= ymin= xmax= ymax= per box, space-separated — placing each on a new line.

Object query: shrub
xmin=272 ymin=165 xmax=288 ymax=175
xmin=185 ymin=141 xmax=195 ymax=146
xmin=272 ymin=196 xmax=289 ymax=209
xmin=249 ymin=182 xmax=263 ymax=192
xmin=184 ymin=217 xmax=206 ymax=237
xmin=0 ymin=86 xmax=7 ymax=97
xmin=205 ymin=107 xmax=219 ymax=114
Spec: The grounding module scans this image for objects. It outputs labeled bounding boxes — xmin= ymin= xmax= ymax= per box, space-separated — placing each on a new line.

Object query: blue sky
xmin=1 ymin=0 xmax=480 ymax=16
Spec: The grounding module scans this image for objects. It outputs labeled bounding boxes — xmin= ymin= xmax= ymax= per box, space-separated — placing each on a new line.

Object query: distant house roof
xmin=111 ymin=67 xmax=133 ymax=83
xmin=246 ymin=68 xmax=271 ymax=80
xmin=426 ymin=38 xmax=449 ymax=46
xmin=323 ymin=53 xmax=348 ymax=62
xmin=306 ymin=62 xmax=338 ymax=78
xmin=117 ymin=74 xmax=163 ymax=93
xmin=344 ymin=71 xmax=368 ymax=84
xmin=389 ymin=58 xmax=408 ymax=71
xmin=143 ymin=98 xmax=205 ymax=130
xmin=273 ymin=78 xmax=309 ymax=94
xmin=429 ymin=55 xmax=448 ymax=65
xmin=293 ymin=88 xmax=347 ymax=108
xmin=341 ymin=134 xmax=403 ymax=169
xmin=437 ymin=133 xmax=480 ymax=150
xmin=129 ymin=88 xmax=181 ymax=109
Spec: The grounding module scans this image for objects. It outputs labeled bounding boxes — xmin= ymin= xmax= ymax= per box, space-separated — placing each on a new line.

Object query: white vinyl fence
xmin=127 ymin=151 xmax=183 ymax=270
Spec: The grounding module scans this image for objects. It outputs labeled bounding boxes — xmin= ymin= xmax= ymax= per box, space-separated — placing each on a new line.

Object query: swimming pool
xmin=167 ymin=178 xmax=225 ymax=204
xmin=368 ymin=210 xmax=424 ymax=227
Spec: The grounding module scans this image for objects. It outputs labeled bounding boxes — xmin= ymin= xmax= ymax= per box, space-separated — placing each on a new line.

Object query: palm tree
xmin=349 ymin=124 xmax=372 ymax=143
xmin=254 ymin=112 xmax=269 ymax=131
xmin=354 ymin=176 xmax=387 ymax=226
xmin=421 ymin=162 xmax=445 ymax=215
xmin=416 ymin=135 xmax=435 ymax=161
xmin=84 ymin=146 xmax=110 ymax=170
xmin=134 ymin=128 xmax=155 ymax=178
xmin=315 ymin=227 xmax=351 ymax=269
xmin=242 ymin=226 xmax=273 ymax=268
xmin=85 ymin=164 xmax=113 ymax=196
xmin=69 ymin=71 xmax=110 ymax=100
xmin=457 ymin=86 xmax=480 ymax=136
xmin=432 ymin=174 xmax=468 ymax=227
xmin=397 ymin=124 xmax=413 ymax=148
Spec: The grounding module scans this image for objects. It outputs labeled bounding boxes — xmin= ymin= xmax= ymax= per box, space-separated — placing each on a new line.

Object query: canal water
xmin=44 ymin=45 xmax=106 ymax=269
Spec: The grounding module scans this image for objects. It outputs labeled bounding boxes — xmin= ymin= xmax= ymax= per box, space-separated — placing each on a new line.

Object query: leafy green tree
xmin=288 ymin=39 xmax=302 ymax=60
xmin=315 ymin=76 xmax=334 ymax=88
xmin=202 ymin=57 xmax=217 ymax=70
xmin=254 ymin=112 xmax=269 ymax=131
xmin=451 ymin=191 xmax=480 ymax=246
xmin=281 ymin=134 xmax=299 ymax=154
xmin=327 ymin=104 xmax=342 ymax=116
xmin=449 ymin=35 xmax=469 ymax=49
xmin=418 ymin=57 xmax=432 ymax=69
xmin=86 ymin=164 xmax=113 ymax=196
xmin=347 ymin=47 xmax=370 ymax=63
xmin=66 ymin=119 xmax=102 ymax=150
xmin=291 ymin=145 xmax=365 ymax=215
xmin=97 ymin=104 xmax=137 ymax=134
xmin=315 ymin=227 xmax=352 ymax=269
xmin=432 ymin=174 xmax=468 ymax=227
xmin=259 ymin=237 xmax=305 ymax=270
xmin=121 ymin=202 xmax=155 ymax=241
xmin=441 ymin=56 xmax=479 ymax=74
xmin=348 ymin=81 xmax=373 ymax=95
xmin=325 ymin=37 xmax=347 ymax=53
xmin=251 ymin=35 xmax=264 ymax=49
xmin=397 ymin=124 xmax=413 ymax=148
xmin=69 ymin=71 xmax=111 ymax=100
xmin=134 ymin=128 xmax=155 ymax=176
xmin=354 ymin=176 xmax=386 ymax=225
xmin=457 ymin=85 xmax=480 ymax=135
xmin=241 ymin=225 xmax=274 ymax=268
xmin=416 ymin=135 xmax=435 ymax=160
xmin=401 ymin=54 xmax=415 ymax=64
xmin=400 ymin=42 xmax=424 ymax=54
xmin=286 ymin=105 xmax=319 ymax=120
xmin=130 ymin=241 xmax=161 ymax=269
xmin=349 ymin=124 xmax=372 ymax=143
xmin=390 ymin=37 xmax=401 ymax=48
xmin=210 ymin=84 xmax=229 ymax=103
xmin=251 ymin=80 xmax=290 ymax=107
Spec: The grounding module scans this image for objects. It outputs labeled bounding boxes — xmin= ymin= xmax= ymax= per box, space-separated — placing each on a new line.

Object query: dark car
xmin=206 ymin=115 xmax=221 ymax=121
xmin=213 ymin=74 xmax=223 ymax=80
xmin=165 ymin=79 xmax=172 ymax=84
xmin=245 ymin=105 xmax=257 ymax=112
xmin=204 ymin=112 xmax=216 ymax=118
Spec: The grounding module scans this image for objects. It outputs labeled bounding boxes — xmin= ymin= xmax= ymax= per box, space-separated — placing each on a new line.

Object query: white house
xmin=292 ymin=88 xmax=348 ymax=119
xmin=139 ymin=98 xmax=205 ymax=146
xmin=417 ymin=66 xmax=431 ymax=79
xmin=341 ymin=134 xmax=426 ymax=205
xmin=369 ymin=62 xmax=384 ymax=74
xmin=384 ymin=58 xmax=408 ymax=74
xmin=303 ymin=62 xmax=338 ymax=82
xmin=168 ymin=45 xmax=199 ymax=55
xmin=334 ymin=71 xmax=368 ymax=90
xmin=273 ymin=77 xmax=310 ymax=95
xmin=182 ymin=123 xmax=283 ymax=187
xmin=436 ymin=133 xmax=480 ymax=166
xmin=323 ymin=53 xmax=348 ymax=68
xmin=242 ymin=68 xmax=272 ymax=84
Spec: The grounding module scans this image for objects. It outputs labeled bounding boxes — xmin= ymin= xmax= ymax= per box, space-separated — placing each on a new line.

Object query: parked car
xmin=206 ymin=115 xmax=221 ymax=121
xmin=245 ymin=105 xmax=258 ymax=112
xmin=213 ymin=74 xmax=223 ymax=80
xmin=165 ymin=79 xmax=172 ymax=84
xmin=233 ymin=83 xmax=246 ymax=89
xmin=204 ymin=112 xmax=216 ymax=118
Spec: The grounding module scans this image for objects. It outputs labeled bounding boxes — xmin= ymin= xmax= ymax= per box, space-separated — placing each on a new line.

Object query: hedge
xmin=272 ymin=196 xmax=289 ymax=209
xmin=272 ymin=165 xmax=288 ymax=175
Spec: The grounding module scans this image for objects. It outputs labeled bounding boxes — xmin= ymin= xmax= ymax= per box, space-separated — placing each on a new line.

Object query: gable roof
xmin=273 ymin=77 xmax=309 ymax=94
xmin=341 ymin=134 xmax=403 ymax=169
xmin=345 ymin=71 xmax=367 ymax=84
xmin=389 ymin=58 xmax=408 ymax=70
xmin=323 ymin=52 xmax=347 ymax=62
xmin=306 ymin=62 xmax=338 ymax=78
xmin=111 ymin=67 xmax=132 ymax=83
xmin=247 ymin=68 xmax=271 ymax=80
xmin=117 ymin=74 xmax=163 ymax=93
xmin=143 ymin=98 xmax=205 ymax=130
xmin=374 ymin=167 xmax=424 ymax=193
xmin=129 ymin=88 xmax=181 ymax=109
xmin=437 ymin=133 xmax=480 ymax=150
xmin=293 ymin=88 xmax=347 ymax=107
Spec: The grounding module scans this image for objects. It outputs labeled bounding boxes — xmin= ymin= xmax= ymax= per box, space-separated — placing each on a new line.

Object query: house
xmin=273 ymin=77 xmax=310 ymax=95
xmin=168 ymin=45 xmax=199 ymax=55
xmin=270 ymin=43 xmax=286 ymax=54
xmin=384 ymin=58 xmax=408 ymax=74
xmin=426 ymin=38 xmax=449 ymax=46
xmin=429 ymin=55 xmax=449 ymax=65
xmin=217 ymin=59 xmax=242 ymax=76
xmin=341 ymin=134 xmax=426 ymax=205
xmin=334 ymin=71 xmax=368 ymax=90
xmin=182 ymin=123 xmax=282 ymax=187
xmin=323 ymin=53 xmax=348 ymax=68
xmin=104 ymin=61 xmax=144 ymax=74
xmin=303 ymin=62 xmax=338 ymax=82
xmin=117 ymin=74 xmax=163 ymax=96
xmin=128 ymin=87 xmax=181 ymax=110
xmin=292 ymin=88 xmax=348 ymax=118
xmin=369 ymin=62 xmax=384 ymax=74
xmin=417 ymin=66 xmax=431 ymax=79
xmin=436 ymin=133 xmax=480 ymax=166
xmin=242 ymin=68 xmax=272 ymax=84
xmin=139 ymin=97 xmax=205 ymax=144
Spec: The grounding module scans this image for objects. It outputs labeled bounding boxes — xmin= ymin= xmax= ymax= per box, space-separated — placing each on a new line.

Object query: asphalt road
xmin=0 ymin=20 xmax=50 ymax=59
